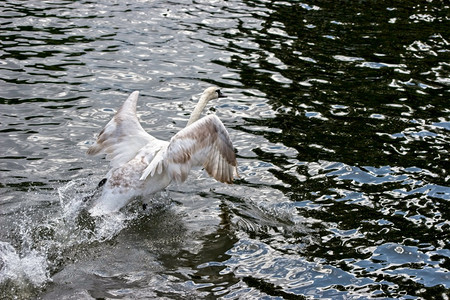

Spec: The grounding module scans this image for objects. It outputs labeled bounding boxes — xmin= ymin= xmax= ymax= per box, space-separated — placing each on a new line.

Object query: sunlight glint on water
xmin=0 ymin=0 xmax=449 ymax=298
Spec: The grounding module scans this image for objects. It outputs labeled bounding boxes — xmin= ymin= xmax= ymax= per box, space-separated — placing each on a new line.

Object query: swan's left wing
xmin=87 ymin=91 xmax=157 ymax=168
xmin=140 ymin=114 xmax=238 ymax=183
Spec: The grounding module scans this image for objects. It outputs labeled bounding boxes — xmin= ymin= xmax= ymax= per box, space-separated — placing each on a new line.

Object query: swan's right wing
xmin=140 ymin=114 xmax=238 ymax=183
xmin=87 ymin=91 xmax=157 ymax=168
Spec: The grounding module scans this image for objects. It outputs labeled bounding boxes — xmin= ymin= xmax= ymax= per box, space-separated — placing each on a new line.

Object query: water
xmin=0 ymin=0 xmax=449 ymax=298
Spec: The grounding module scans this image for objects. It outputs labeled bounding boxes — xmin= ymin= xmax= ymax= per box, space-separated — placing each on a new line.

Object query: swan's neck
xmin=187 ymin=94 xmax=209 ymax=126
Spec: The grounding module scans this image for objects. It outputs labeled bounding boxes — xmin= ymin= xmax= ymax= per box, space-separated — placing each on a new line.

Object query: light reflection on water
xmin=1 ymin=0 xmax=449 ymax=299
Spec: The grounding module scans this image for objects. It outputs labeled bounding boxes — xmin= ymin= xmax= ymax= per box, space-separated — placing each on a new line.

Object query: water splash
xmin=0 ymin=178 xmax=161 ymax=298
xmin=0 ymin=241 xmax=50 ymax=298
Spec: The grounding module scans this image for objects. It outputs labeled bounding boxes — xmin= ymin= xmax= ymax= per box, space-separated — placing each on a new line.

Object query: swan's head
xmin=201 ymin=86 xmax=226 ymax=102
xmin=187 ymin=86 xmax=227 ymax=126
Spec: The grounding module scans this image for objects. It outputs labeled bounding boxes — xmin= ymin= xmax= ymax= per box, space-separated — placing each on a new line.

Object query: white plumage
xmin=86 ymin=87 xmax=238 ymax=216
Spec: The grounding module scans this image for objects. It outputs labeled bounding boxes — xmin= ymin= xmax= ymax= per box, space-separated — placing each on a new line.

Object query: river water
xmin=0 ymin=0 xmax=449 ymax=299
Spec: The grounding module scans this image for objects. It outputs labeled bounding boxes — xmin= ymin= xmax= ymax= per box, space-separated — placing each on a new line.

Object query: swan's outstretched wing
xmin=87 ymin=91 xmax=156 ymax=168
xmin=140 ymin=114 xmax=238 ymax=183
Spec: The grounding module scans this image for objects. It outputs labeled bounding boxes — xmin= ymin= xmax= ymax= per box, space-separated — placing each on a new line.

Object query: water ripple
xmin=1 ymin=0 xmax=449 ymax=298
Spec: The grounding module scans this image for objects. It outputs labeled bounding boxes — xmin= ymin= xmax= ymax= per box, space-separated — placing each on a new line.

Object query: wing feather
xmin=167 ymin=114 xmax=237 ymax=183
xmin=87 ymin=91 xmax=156 ymax=168
xmin=139 ymin=114 xmax=237 ymax=184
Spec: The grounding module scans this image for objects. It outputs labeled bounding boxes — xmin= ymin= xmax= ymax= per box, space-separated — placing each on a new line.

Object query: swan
xmin=86 ymin=87 xmax=238 ymax=216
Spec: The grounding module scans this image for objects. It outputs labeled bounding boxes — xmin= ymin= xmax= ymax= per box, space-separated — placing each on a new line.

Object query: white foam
xmin=0 ymin=241 xmax=50 ymax=287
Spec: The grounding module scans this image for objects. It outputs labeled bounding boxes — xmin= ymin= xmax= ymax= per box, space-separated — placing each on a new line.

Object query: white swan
xmin=86 ymin=87 xmax=238 ymax=216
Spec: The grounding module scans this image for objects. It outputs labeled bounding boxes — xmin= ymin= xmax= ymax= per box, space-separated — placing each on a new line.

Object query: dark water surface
xmin=1 ymin=0 xmax=449 ymax=299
